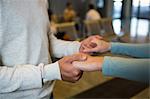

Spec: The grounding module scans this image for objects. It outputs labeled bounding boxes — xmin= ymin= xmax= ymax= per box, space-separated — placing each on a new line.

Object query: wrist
xmin=107 ymin=42 xmax=111 ymax=52
xmin=43 ymin=62 xmax=62 ymax=82
xmin=96 ymin=57 xmax=104 ymax=71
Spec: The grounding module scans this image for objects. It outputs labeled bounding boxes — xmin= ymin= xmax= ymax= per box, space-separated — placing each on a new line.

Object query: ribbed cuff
xmin=72 ymin=41 xmax=81 ymax=53
xmin=110 ymin=42 xmax=121 ymax=54
xmin=42 ymin=62 xmax=62 ymax=82
xmin=102 ymin=56 xmax=111 ymax=76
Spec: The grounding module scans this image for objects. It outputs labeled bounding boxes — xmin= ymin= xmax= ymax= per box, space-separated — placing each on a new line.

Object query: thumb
xmin=68 ymin=53 xmax=87 ymax=63
xmin=95 ymin=35 xmax=103 ymax=39
xmin=83 ymin=47 xmax=99 ymax=53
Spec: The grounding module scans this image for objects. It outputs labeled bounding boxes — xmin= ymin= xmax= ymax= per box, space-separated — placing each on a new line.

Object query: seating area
xmin=54 ymin=18 xmax=116 ymax=41
xmin=56 ymin=22 xmax=79 ymax=40
xmin=84 ymin=18 xmax=115 ymax=37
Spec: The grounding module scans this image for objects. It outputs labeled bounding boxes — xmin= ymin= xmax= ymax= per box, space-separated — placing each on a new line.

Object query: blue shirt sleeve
xmin=111 ymin=43 xmax=150 ymax=58
xmin=102 ymin=56 xmax=150 ymax=83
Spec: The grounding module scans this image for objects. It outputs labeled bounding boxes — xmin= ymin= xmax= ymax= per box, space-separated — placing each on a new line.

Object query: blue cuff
xmin=110 ymin=42 xmax=121 ymax=54
xmin=102 ymin=56 xmax=111 ymax=76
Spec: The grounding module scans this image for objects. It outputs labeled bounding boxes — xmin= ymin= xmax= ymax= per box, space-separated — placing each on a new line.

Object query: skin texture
xmin=80 ymin=35 xmax=111 ymax=53
xmin=80 ymin=35 xmax=103 ymax=53
xmin=73 ymin=55 xmax=104 ymax=72
xmin=75 ymin=35 xmax=110 ymax=72
xmin=58 ymin=35 xmax=110 ymax=82
xmin=58 ymin=53 xmax=87 ymax=83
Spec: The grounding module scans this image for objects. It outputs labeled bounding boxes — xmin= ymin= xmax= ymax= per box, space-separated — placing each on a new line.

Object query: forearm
xmin=0 ymin=62 xmax=61 ymax=93
xmin=50 ymin=34 xmax=81 ymax=58
xmin=102 ymin=56 xmax=150 ymax=83
xmin=110 ymin=43 xmax=150 ymax=58
xmin=0 ymin=64 xmax=42 ymax=93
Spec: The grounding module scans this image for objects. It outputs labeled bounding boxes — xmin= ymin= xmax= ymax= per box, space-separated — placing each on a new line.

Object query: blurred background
xmin=48 ymin=0 xmax=150 ymax=99
xmin=48 ymin=0 xmax=149 ymax=40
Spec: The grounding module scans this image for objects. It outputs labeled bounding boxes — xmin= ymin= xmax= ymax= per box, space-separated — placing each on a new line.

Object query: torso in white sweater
xmin=0 ymin=0 xmax=81 ymax=98
xmin=0 ymin=0 xmax=53 ymax=99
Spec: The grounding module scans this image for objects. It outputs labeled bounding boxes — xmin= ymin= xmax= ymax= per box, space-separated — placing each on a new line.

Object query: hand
xmin=73 ymin=55 xmax=104 ymax=72
xmin=58 ymin=53 xmax=87 ymax=83
xmin=81 ymin=38 xmax=111 ymax=53
xmin=80 ymin=35 xmax=102 ymax=53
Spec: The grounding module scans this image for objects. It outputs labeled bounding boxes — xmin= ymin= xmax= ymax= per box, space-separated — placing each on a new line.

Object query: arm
xmin=111 ymin=43 xmax=150 ymax=58
xmin=0 ymin=53 xmax=87 ymax=93
xmin=50 ymin=34 xmax=81 ymax=58
xmin=73 ymin=56 xmax=149 ymax=83
xmin=0 ymin=62 xmax=61 ymax=93
xmin=102 ymin=57 xmax=149 ymax=83
xmin=81 ymin=36 xmax=150 ymax=58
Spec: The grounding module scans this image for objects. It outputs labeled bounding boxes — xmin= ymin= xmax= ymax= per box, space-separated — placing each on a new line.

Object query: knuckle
xmin=73 ymin=77 xmax=79 ymax=81
xmin=73 ymin=71 xmax=80 ymax=76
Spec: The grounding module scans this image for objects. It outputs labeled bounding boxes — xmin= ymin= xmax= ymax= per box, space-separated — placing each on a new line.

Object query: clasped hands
xmin=58 ymin=35 xmax=111 ymax=83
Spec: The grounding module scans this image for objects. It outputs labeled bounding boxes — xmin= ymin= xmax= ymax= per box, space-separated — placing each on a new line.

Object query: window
xmin=113 ymin=0 xmax=123 ymax=18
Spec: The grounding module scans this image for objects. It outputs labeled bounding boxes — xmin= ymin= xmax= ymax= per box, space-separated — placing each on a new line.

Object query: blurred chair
xmin=56 ymin=22 xmax=78 ymax=41
xmin=99 ymin=18 xmax=115 ymax=37
xmin=100 ymin=18 xmax=126 ymax=42
xmin=84 ymin=20 xmax=102 ymax=36
xmin=84 ymin=18 xmax=115 ymax=37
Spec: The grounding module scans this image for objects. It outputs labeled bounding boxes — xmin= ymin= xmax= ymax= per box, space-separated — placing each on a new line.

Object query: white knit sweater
xmin=0 ymin=0 xmax=80 ymax=99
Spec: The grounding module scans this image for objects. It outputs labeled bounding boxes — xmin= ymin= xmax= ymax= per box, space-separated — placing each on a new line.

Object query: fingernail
xmin=82 ymin=50 xmax=86 ymax=53
xmin=81 ymin=55 xmax=87 ymax=60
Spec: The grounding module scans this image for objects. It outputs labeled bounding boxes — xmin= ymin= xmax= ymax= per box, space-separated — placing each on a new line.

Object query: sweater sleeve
xmin=50 ymin=34 xmax=81 ymax=58
xmin=111 ymin=43 xmax=150 ymax=58
xmin=102 ymin=56 xmax=150 ymax=83
xmin=0 ymin=62 xmax=61 ymax=93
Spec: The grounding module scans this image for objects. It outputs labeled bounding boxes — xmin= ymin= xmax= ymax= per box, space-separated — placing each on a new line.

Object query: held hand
xmin=81 ymin=38 xmax=111 ymax=53
xmin=73 ymin=55 xmax=104 ymax=72
xmin=58 ymin=53 xmax=87 ymax=83
xmin=80 ymin=35 xmax=102 ymax=53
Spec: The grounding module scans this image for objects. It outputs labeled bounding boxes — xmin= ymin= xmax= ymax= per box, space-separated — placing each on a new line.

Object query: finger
xmin=80 ymin=44 xmax=93 ymax=53
xmin=72 ymin=69 xmax=83 ymax=77
xmin=82 ymin=43 xmax=93 ymax=49
xmin=83 ymin=47 xmax=99 ymax=53
xmin=79 ymin=46 xmax=85 ymax=52
xmin=73 ymin=61 xmax=89 ymax=71
xmin=73 ymin=61 xmax=99 ymax=72
xmin=81 ymin=36 xmax=101 ymax=49
xmin=77 ymin=70 xmax=83 ymax=77
xmin=89 ymin=42 xmax=97 ymax=48
xmin=82 ymin=39 xmax=98 ymax=49
xmin=74 ymin=73 xmax=83 ymax=81
xmin=68 ymin=53 xmax=88 ymax=63
xmin=94 ymin=35 xmax=103 ymax=39
xmin=90 ymin=39 xmax=102 ymax=47
xmin=81 ymin=45 xmax=94 ymax=53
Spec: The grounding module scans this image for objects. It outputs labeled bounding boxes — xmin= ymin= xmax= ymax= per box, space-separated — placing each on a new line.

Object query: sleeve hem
xmin=43 ymin=61 xmax=62 ymax=82
xmin=102 ymin=56 xmax=111 ymax=76
xmin=19 ymin=65 xmax=43 ymax=90
xmin=71 ymin=41 xmax=81 ymax=54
